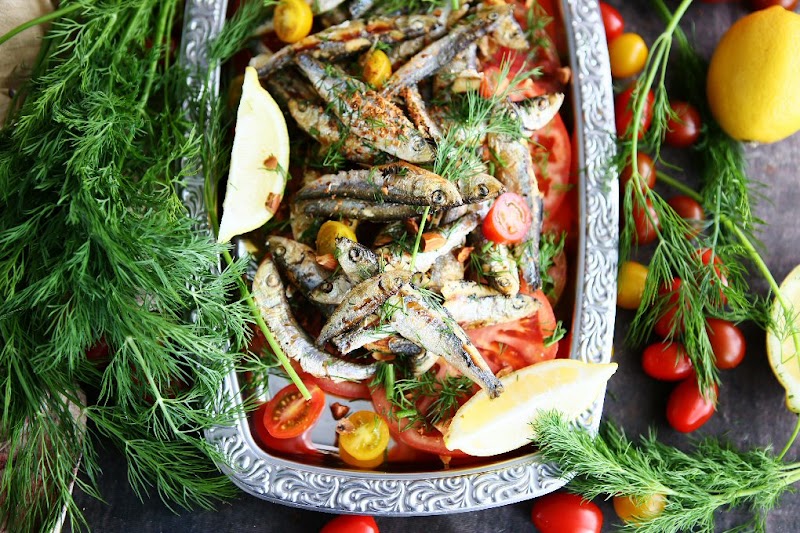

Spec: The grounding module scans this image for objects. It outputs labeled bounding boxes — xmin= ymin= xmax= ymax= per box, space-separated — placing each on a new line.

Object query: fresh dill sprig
xmin=369 ymin=0 xmax=454 ymax=17
xmin=533 ymin=412 xmax=800 ymax=533
xmin=538 ymin=231 xmax=566 ymax=300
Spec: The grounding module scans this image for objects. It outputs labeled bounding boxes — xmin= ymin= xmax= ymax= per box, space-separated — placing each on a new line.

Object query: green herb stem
xmin=0 ymin=3 xmax=82 ymax=47
xmin=410 ymin=205 xmax=431 ymax=271
xmin=778 ymin=415 xmax=800 ymax=461
xmin=221 ymin=249 xmax=310 ymax=400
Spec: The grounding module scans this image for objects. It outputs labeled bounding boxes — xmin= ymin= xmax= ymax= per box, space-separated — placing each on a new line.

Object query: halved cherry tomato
xmin=305 ymin=374 xmax=371 ymax=400
xmin=339 ymin=443 xmax=385 ymax=469
xmin=599 ymin=2 xmax=625 ymax=41
xmin=617 ymin=260 xmax=649 ymax=310
xmin=642 ymin=342 xmax=694 ymax=381
xmin=706 ymin=318 xmax=746 ymax=369
xmin=667 ymin=195 xmax=705 ymax=238
xmin=654 ymin=278 xmax=684 ymax=338
xmin=482 ymin=192 xmax=532 ymax=244
xmin=273 ymin=0 xmax=313 ymax=44
xmin=251 ymin=402 xmax=321 ymax=457
xmin=665 ymin=101 xmax=702 ymax=148
xmin=320 ymin=515 xmax=379 ymax=533
xmin=264 ymin=383 xmax=325 ymax=439
xmin=468 ymin=289 xmax=558 ymax=373
xmin=613 ymin=494 xmax=667 ymax=523
xmin=371 ymin=387 xmax=469 ymax=458
xmin=620 ymin=152 xmax=656 ymax=192
xmin=632 ymin=198 xmax=660 ymax=245
xmin=609 ymin=33 xmax=648 ymax=79
xmin=615 ymin=85 xmax=655 ymax=139
xmin=667 ymin=379 xmax=717 ymax=433
xmin=338 ymin=410 xmax=390 ymax=461
xmin=530 ymin=114 xmax=572 ymax=216
xmin=531 ymin=492 xmax=603 ymax=533
xmin=480 ymin=63 xmax=540 ymax=102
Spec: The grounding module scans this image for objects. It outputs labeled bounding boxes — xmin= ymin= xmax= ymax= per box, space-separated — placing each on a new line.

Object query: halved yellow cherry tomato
xmin=608 ymin=33 xmax=648 ymax=78
xmin=274 ymin=0 xmax=313 ymax=44
xmin=339 ymin=444 xmax=385 ymax=469
xmin=361 ymin=49 xmax=392 ymax=88
xmin=316 ymin=220 xmax=357 ymax=257
xmin=338 ymin=411 xmax=390 ymax=461
xmin=617 ymin=260 xmax=648 ymax=310
xmin=613 ymin=493 xmax=667 ymax=523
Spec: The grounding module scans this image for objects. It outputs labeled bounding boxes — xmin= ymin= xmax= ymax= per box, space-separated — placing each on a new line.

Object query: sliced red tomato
xmin=480 ymin=60 xmax=540 ymax=102
xmin=530 ymin=114 xmax=572 ymax=216
xmin=483 ymin=192 xmax=532 ymax=244
xmin=251 ymin=402 xmax=322 ymax=457
xmin=263 ymin=383 xmax=326 ymax=439
xmin=467 ymin=289 xmax=558 ymax=373
xmin=305 ymin=374 xmax=372 ymax=400
xmin=370 ymin=387 xmax=469 ymax=458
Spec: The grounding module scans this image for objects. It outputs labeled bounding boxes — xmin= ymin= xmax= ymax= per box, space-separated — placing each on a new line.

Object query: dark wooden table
xmin=73 ymin=1 xmax=800 ymax=531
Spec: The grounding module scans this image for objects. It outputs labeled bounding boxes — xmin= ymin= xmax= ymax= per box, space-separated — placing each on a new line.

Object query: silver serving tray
xmin=179 ymin=0 xmax=617 ymax=515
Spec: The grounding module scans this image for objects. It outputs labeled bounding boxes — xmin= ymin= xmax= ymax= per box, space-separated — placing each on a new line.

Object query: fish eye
xmin=320 ymin=282 xmax=334 ymax=294
xmin=431 ymin=190 xmax=446 ymax=205
xmin=512 ymin=298 xmax=525 ymax=309
xmin=537 ymin=97 xmax=548 ymax=110
xmin=488 ymin=11 xmax=499 ymax=21
xmin=498 ymin=278 xmax=511 ymax=287
xmin=476 ymin=184 xmax=490 ymax=198
xmin=409 ymin=20 xmax=424 ymax=31
xmin=267 ymin=274 xmax=281 ymax=287
xmin=272 ymin=245 xmax=286 ymax=257
xmin=349 ymin=247 xmax=362 ymax=261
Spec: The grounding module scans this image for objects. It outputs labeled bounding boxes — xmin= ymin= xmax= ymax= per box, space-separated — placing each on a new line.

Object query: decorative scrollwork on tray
xmin=184 ymin=0 xmax=617 ymax=516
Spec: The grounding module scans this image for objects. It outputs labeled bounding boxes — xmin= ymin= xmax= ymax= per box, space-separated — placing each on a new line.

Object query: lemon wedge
xmin=443 ymin=359 xmax=617 ymax=456
xmin=766 ymin=264 xmax=800 ymax=413
xmin=217 ymin=66 xmax=289 ymax=244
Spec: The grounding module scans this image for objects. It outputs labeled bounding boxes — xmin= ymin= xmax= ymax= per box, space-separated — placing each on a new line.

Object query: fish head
xmin=399 ymin=132 xmax=436 ymax=164
xmin=267 ymin=236 xmax=305 ymax=266
xmin=491 ymin=11 xmax=528 ymax=50
xmin=519 ymin=92 xmax=565 ymax=134
xmin=397 ymin=14 xmax=445 ymax=38
xmin=459 ymin=173 xmax=506 ymax=203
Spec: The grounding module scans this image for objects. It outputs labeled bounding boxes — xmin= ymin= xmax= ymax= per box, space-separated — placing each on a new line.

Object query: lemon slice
xmin=443 ymin=359 xmax=617 ymax=456
xmin=766 ymin=264 xmax=800 ymax=413
xmin=217 ymin=66 xmax=289 ymax=243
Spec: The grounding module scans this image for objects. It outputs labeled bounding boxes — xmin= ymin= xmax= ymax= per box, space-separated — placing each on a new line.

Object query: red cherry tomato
xmin=665 ymin=101 xmax=702 ymax=148
xmin=620 ymin=152 xmax=656 ymax=192
xmin=251 ymin=403 xmax=321 ymax=457
xmin=531 ymin=491 xmax=603 ymax=533
xmin=667 ymin=195 xmax=705 ymax=238
xmin=748 ymin=0 xmax=798 ymax=10
xmin=615 ymin=85 xmax=655 ymax=139
xmin=642 ymin=342 xmax=694 ymax=381
xmin=468 ymin=289 xmax=559 ymax=373
xmin=320 ymin=515 xmax=379 ymax=533
xmin=706 ymin=318 xmax=746 ymax=369
xmin=666 ymin=379 xmax=717 ymax=433
xmin=482 ymin=192 xmax=532 ymax=244
xmin=599 ymin=2 xmax=624 ymax=41
xmin=654 ymin=278 xmax=684 ymax=338
xmin=263 ymin=383 xmax=325 ymax=439
xmin=530 ymin=114 xmax=572 ymax=216
xmin=631 ymin=198 xmax=660 ymax=245
xmin=85 ymin=337 xmax=110 ymax=361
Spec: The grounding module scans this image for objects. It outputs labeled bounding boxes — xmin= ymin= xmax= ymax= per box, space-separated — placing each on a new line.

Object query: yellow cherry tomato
xmin=273 ymin=0 xmax=313 ymax=44
xmin=316 ymin=220 xmax=357 ymax=257
xmin=361 ymin=49 xmax=392 ymax=88
xmin=608 ymin=33 xmax=648 ymax=78
xmin=338 ymin=411 xmax=390 ymax=461
xmin=339 ymin=444 xmax=385 ymax=469
xmin=617 ymin=260 xmax=648 ymax=310
xmin=613 ymin=494 xmax=667 ymax=523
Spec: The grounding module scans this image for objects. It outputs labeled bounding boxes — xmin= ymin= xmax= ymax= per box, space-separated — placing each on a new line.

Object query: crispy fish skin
xmin=380 ymin=4 xmax=514 ymax=96
xmin=316 ymin=270 xmax=413 ymax=346
xmin=387 ymin=285 xmax=503 ymax=398
xmin=288 ymin=99 xmax=382 ymax=164
xmin=334 ymin=237 xmax=380 ymax=283
xmin=252 ymin=258 xmax=377 ymax=382
xmin=443 ymin=293 xmax=540 ymax=328
xmin=331 ymin=314 xmax=424 ymax=356
xmin=427 ymin=252 xmax=466 ymax=292
xmin=471 ymin=237 xmax=520 ymax=297
xmin=257 ymin=14 xmax=444 ymax=77
xmin=296 ymin=56 xmax=434 ymax=163
xmin=440 ymin=280 xmax=502 ymax=300
xmin=296 ymin=162 xmax=462 ymax=207
xmin=401 ymin=85 xmax=444 ymax=141
xmin=515 ymin=93 xmax=565 ymax=135
xmin=487 ymin=133 xmax=544 ymax=289
xmin=377 ymin=213 xmax=479 ymax=273
xmin=297 ymin=198 xmax=426 ymax=221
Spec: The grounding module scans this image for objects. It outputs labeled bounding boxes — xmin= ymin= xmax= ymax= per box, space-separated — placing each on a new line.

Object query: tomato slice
xmin=338 ymin=410 xmax=390 ymax=461
xmin=263 ymin=383 xmax=325 ymax=439
xmin=251 ymin=402 xmax=322 ymax=457
xmin=529 ymin=114 xmax=572 ymax=216
xmin=370 ymin=387 xmax=469 ymax=458
xmin=467 ymin=289 xmax=558 ymax=373
xmin=304 ymin=373 xmax=372 ymax=400
xmin=482 ymin=192 xmax=532 ymax=244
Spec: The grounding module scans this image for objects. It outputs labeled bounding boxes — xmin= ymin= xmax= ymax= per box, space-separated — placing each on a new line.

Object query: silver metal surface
xmin=179 ymin=0 xmax=617 ymax=515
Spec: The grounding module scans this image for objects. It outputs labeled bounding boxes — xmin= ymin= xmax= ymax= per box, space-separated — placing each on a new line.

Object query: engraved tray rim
xmin=179 ymin=0 xmax=618 ymax=515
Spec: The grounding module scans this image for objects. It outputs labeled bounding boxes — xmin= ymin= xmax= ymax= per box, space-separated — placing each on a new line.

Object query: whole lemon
xmin=706 ymin=6 xmax=800 ymax=143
